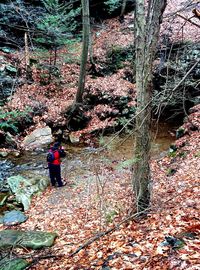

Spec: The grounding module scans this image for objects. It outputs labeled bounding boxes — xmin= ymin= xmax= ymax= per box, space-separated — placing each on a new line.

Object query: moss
xmin=167 ymin=168 xmax=177 ymax=176
xmin=106 ymin=45 xmax=134 ymax=73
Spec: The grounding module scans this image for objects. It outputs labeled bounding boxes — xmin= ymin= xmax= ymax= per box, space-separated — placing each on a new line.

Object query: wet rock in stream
xmin=0 ymin=160 xmax=14 ymax=191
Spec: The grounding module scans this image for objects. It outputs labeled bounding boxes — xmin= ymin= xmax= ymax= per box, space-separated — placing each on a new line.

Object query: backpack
xmin=47 ymin=151 xmax=55 ymax=163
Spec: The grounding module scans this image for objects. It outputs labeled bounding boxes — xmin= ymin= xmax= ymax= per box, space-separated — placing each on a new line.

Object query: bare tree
xmin=75 ymin=0 xmax=90 ymax=104
xmin=133 ymin=0 xmax=167 ymax=213
xmin=24 ymin=32 xmax=32 ymax=81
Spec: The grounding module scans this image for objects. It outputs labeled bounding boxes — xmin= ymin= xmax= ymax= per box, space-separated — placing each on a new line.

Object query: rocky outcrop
xmin=22 ymin=126 xmax=53 ymax=149
xmin=0 ymin=54 xmax=18 ymax=106
xmin=153 ymin=42 xmax=200 ymax=119
xmin=7 ymin=173 xmax=50 ymax=210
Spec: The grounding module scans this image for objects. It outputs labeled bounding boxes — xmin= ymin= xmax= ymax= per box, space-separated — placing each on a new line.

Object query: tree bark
xmin=75 ymin=0 xmax=90 ymax=104
xmin=24 ymin=32 xmax=32 ymax=81
xmin=119 ymin=0 xmax=127 ymax=21
xmin=133 ymin=0 xmax=167 ymax=213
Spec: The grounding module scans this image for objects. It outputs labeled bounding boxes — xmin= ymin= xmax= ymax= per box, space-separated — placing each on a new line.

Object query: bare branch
xmin=68 ymin=209 xmax=150 ymax=258
xmin=177 ymin=13 xmax=200 ymax=28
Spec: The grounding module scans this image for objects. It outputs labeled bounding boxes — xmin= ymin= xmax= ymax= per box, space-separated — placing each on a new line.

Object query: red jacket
xmin=50 ymin=150 xmax=61 ymax=165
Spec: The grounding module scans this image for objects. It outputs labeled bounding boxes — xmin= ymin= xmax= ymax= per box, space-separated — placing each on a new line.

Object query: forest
xmin=0 ymin=0 xmax=200 ymax=269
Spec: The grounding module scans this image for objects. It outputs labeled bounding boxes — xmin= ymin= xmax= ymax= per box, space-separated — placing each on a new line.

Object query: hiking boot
xmin=57 ymin=183 xmax=66 ymax=187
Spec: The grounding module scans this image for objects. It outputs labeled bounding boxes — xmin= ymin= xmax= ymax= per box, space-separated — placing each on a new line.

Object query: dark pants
xmin=48 ymin=164 xmax=63 ymax=187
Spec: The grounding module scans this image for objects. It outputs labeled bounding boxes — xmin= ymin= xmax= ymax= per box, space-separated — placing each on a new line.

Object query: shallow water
xmin=0 ymin=122 xmax=177 ymax=181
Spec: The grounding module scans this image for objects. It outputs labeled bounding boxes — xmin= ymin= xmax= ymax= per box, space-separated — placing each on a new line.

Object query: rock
xmin=161 ymin=235 xmax=186 ymax=249
xmin=22 ymin=126 xmax=53 ymax=150
xmin=0 ymin=258 xmax=29 ymax=270
xmin=5 ymin=132 xmax=17 ymax=148
xmin=0 ymin=193 xmax=8 ymax=206
xmin=0 ymin=216 xmax=3 ymax=224
xmin=10 ymin=150 xmax=21 ymax=157
xmin=0 ymin=151 xmax=8 ymax=158
xmin=176 ymin=127 xmax=185 ymax=139
xmin=6 ymin=65 xmax=17 ymax=74
xmin=3 ymin=210 xmax=27 ymax=226
xmin=193 ymin=96 xmax=200 ymax=106
xmin=69 ymin=133 xmax=80 ymax=144
xmin=0 ymin=230 xmax=57 ymax=249
xmin=7 ymin=174 xmax=50 ymax=210
xmin=63 ymin=130 xmax=70 ymax=142
xmin=121 ymin=108 xmax=129 ymax=115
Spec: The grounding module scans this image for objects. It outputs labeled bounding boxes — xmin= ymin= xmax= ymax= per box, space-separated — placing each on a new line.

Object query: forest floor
xmin=2 ymin=105 xmax=199 ymax=270
xmin=1 ymin=1 xmax=200 ymax=269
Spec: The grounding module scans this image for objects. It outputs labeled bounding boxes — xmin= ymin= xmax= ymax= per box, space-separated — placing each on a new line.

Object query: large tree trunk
xmin=75 ymin=0 xmax=90 ymax=104
xmin=133 ymin=0 xmax=167 ymax=213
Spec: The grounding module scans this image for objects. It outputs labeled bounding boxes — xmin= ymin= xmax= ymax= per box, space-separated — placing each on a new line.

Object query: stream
xmin=0 ymin=122 xmax=177 ymax=185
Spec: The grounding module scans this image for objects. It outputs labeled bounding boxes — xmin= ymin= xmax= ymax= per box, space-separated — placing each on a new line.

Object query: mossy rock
xmin=0 ymin=230 xmax=57 ymax=250
xmin=176 ymin=127 xmax=185 ymax=139
xmin=0 ymin=258 xmax=29 ymax=270
xmin=7 ymin=174 xmax=49 ymax=210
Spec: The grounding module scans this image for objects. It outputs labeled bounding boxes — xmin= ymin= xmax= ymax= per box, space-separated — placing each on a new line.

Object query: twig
xmin=177 ymin=13 xmax=200 ymax=28
xmin=23 ymin=254 xmax=64 ymax=270
xmin=22 ymin=254 xmax=63 ymax=260
xmin=155 ymin=59 xmax=200 ymax=118
xmin=68 ymin=208 xmax=150 ymax=258
xmin=167 ymin=59 xmax=199 ymax=95
xmin=87 ymin=57 xmax=199 ymax=154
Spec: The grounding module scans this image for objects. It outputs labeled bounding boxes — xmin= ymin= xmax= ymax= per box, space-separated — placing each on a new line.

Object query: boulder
xmin=0 ymin=151 xmax=8 ymax=158
xmin=0 ymin=258 xmax=29 ymax=270
xmin=69 ymin=133 xmax=80 ymax=144
xmin=0 ymin=230 xmax=57 ymax=249
xmin=3 ymin=210 xmax=27 ymax=226
xmin=7 ymin=173 xmax=50 ymax=210
xmin=10 ymin=150 xmax=21 ymax=157
xmin=22 ymin=126 xmax=53 ymax=149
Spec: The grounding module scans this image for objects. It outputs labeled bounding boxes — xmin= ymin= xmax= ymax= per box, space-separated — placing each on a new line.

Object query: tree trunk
xmin=24 ymin=32 xmax=32 ymax=81
xmin=75 ymin=0 xmax=90 ymax=104
xmin=119 ymin=0 xmax=127 ymax=21
xmin=133 ymin=0 xmax=167 ymax=213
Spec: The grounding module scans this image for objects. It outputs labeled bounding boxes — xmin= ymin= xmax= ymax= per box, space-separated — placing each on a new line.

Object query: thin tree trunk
xmin=133 ymin=0 xmax=167 ymax=213
xmin=119 ymin=0 xmax=127 ymax=21
xmin=53 ymin=46 xmax=57 ymax=66
xmin=75 ymin=0 xmax=90 ymax=104
xmin=24 ymin=32 xmax=32 ymax=81
xmin=48 ymin=49 xmax=53 ymax=83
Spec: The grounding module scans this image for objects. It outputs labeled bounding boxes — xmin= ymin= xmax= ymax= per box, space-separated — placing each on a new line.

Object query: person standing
xmin=47 ymin=142 xmax=66 ymax=187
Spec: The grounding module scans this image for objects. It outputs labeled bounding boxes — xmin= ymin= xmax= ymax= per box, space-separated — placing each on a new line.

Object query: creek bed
xmin=0 ymin=122 xmax=177 ymax=184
